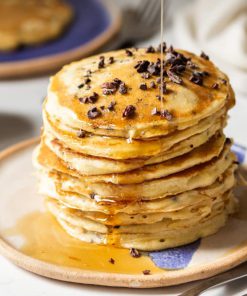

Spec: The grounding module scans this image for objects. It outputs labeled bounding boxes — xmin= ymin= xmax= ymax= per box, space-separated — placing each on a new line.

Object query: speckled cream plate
xmin=0 ymin=138 xmax=246 ymax=288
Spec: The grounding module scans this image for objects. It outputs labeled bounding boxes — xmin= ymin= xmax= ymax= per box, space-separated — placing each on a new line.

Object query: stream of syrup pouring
xmin=160 ymin=0 xmax=165 ymax=112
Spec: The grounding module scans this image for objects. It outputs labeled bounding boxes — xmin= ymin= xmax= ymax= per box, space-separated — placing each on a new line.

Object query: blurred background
xmin=0 ymin=0 xmax=247 ymax=150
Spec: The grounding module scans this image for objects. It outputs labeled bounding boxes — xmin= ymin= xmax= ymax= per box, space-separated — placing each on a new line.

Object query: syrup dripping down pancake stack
xmin=33 ymin=45 xmax=238 ymax=251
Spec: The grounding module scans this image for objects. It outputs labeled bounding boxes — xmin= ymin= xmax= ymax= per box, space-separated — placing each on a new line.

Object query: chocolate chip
xmin=98 ymin=56 xmax=105 ymax=69
xmin=135 ymin=60 xmax=150 ymax=73
xmin=109 ymin=56 xmax=114 ymax=64
xmin=113 ymin=78 xmax=122 ymax=85
xmin=200 ymin=51 xmax=209 ymax=60
xmin=84 ymin=78 xmax=91 ymax=84
xmin=141 ymin=72 xmax=151 ymax=79
xmin=77 ymin=129 xmax=86 ymax=138
xmin=157 ymin=42 xmax=167 ymax=52
xmin=225 ymin=138 xmax=232 ymax=145
xmin=170 ymin=64 xmax=186 ymax=74
xmin=123 ymin=105 xmax=136 ymax=118
xmin=87 ymin=107 xmax=101 ymax=119
xmin=161 ymin=109 xmax=173 ymax=120
xmin=139 ymin=83 xmax=147 ymax=90
xmin=90 ymin=193 xmax=96 ymax=199
xmin=221 ymin=78 xmax=227 ymax=85
xmin=156 ymin=95 xmax=162 ymax=101
xmin=147 ymin=62 xmax=160 ymax=76
xmin=79 ymin=92 xmax=99 ymax=104
xmin=78 ymin=83 xmax=84 ymax=89
xmin=156 ymin=77 xmax=161 ymax=84
xmin=167 ymin=69 xmax=183 ymax=84
xmin=125 ymin=49 xmax=133 ymax=56
xmin=190 ymin=72 xmax=203 ymax=86
xmin=151 ymin=107 xmax=160 ymax=115
xmin=150 ymin=81 xmax=156 ymax=88
xmin=146 ymin=46 xmax=155 ymax=53
xmin=108 ymin=101 xmax=116 ymax=111
xmin=119 ymin=82 xmax=128 ymax=94
xmin=101 ymin=82 xmax=118 ymax=95
xmin=212 ymin=83 xmax=219 ymax=89
xmin=187 ymin=60 xmax=197 ymax=69
xmin=109 ymin=258 xmax=115 ymax=264
xmin=130 ymin=248 xmax=141 ymax=258
xmin=100 ymin=105 xmax=105 ymax=110
xmin=142 ymin=270 xmax=151 ymax=275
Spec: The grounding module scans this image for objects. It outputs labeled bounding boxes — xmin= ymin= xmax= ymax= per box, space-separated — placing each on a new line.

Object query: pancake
xmin=35 ymin=144 xmax=236 ymax=201
xmin=38 ymin=165 xmax=237 ymax=215
xmin=43 ymin=104 xmax=227 ymax=159
xmin=46 ymin=48 xmax=235 ymax=139
xmin=0 ymin=0 xmax=73 ymax=51
xmin=33 ymin=46 xmax=238 ymax=251
xmin=46 ymin=192 xmax=237 ymax=251
xmin=35 ymin=133 xmax=226 ymax=184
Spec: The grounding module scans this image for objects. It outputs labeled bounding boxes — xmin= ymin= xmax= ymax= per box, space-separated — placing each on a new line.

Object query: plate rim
xmin=0 ymin=138 xmax=247 ymax=288
xmin=0 ymin=0 xmax=122 ymax=78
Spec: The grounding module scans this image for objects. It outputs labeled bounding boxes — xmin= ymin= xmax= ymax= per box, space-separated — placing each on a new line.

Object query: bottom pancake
xmin=46 ymin=192 xmax=237 ymax=251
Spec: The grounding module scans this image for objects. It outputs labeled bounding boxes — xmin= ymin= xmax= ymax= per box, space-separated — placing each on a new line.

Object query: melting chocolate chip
xmin=151 ymin=107 xmax=160 ymax=116
xmin=123 ymin=105 xmax=136 ymax=118
xmin=146 ymin=46 xmax=155 ymax=53
xmin=98 ymin=56 xmax=105 ymax=69
xmin=150 ymin=81 xmax=156 ymax=88
xmin=109 ymin=258 xmax=115 ymax=264
xmin=77 ymin=129 xmax=86 ymax=138
xmin=139 ymin=83 xmax=147 ymax=90
xmin=87 ymin=107 xmax=101 ymax=119
xmin=161 ymin=109 xmax=173 ymax=121
xmin=119 ymin=82 xmax=128 ymax=94
xmin=167 ymin=69 xmax=183 ymax=84
xmin=109 ymin=56 xmax=114 ymax=64
xmin=130 ymin=248 xmax=141 ymax=258
xmin=200 ymin=51 xmax=209 ymax=60
xmin=212 ymin=83 xmax=219 ymax=89
xmin=189 ymin=71 xmax=203 ymax=86
xmin=79 ymin=92 xmax=99 ymax=104
xmin=108 ymin=101 xmax=116 ymax=111
xmin=135 ymin=60 xmax=150 ymax=73
xmin=125 ymin=49 xmax=133 ymax=56
xmin=143 ymin=270 xmax=151 ymax=275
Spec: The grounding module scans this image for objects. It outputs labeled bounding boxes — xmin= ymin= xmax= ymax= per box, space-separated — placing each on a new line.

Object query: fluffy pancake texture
xmin=0 ymin=0 xmax=73 ymax=51
xmin=34 ymin=46 xmax=238 ymax=251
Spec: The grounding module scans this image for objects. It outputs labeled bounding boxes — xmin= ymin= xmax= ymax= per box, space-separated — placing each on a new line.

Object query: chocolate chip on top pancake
xmin=33 ymin=45 xmax=238 ymax=251
xmin=0 ymin=0 xmax=73 ymax=51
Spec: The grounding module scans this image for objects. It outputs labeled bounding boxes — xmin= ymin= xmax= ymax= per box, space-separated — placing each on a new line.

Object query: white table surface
xmin=0 ymin=3 xmax=247 ymax=294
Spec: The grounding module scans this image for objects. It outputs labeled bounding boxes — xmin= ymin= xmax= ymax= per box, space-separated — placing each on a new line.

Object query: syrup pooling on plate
xmin=3 ymin=211 xmax=160 ymax=274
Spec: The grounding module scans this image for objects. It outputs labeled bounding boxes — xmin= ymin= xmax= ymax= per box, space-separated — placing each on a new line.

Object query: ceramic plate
xmin=0 ymin=0 xmax=121 ymax=78
xmin=0 ymin=139 xmax=246 ymax=288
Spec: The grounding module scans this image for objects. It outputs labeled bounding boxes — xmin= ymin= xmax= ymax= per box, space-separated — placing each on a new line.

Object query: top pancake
xmin=46 ymin=47 xmax=235 ymax=139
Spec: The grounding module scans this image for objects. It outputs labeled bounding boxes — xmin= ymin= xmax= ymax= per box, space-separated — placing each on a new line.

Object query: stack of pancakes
xmin=33 ymin=46 xmax=238 ymax=251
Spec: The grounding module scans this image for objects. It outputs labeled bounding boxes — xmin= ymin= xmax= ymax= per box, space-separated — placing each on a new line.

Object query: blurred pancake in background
xmin=0 ymin=0 xmax=121 ymax=78
xmin=0 ymin=0 xmax=73 ymax=51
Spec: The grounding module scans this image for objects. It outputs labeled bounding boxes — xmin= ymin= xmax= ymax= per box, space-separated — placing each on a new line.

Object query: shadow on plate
xmin=0 ymin=113 xmax=34 ymax=150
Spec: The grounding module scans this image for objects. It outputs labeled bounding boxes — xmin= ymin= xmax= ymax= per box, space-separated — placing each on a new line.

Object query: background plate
xmin=0 ymin=0 xmax=121 ymax=78
xmin=0 ymin=139 xmax=246 ymax=288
